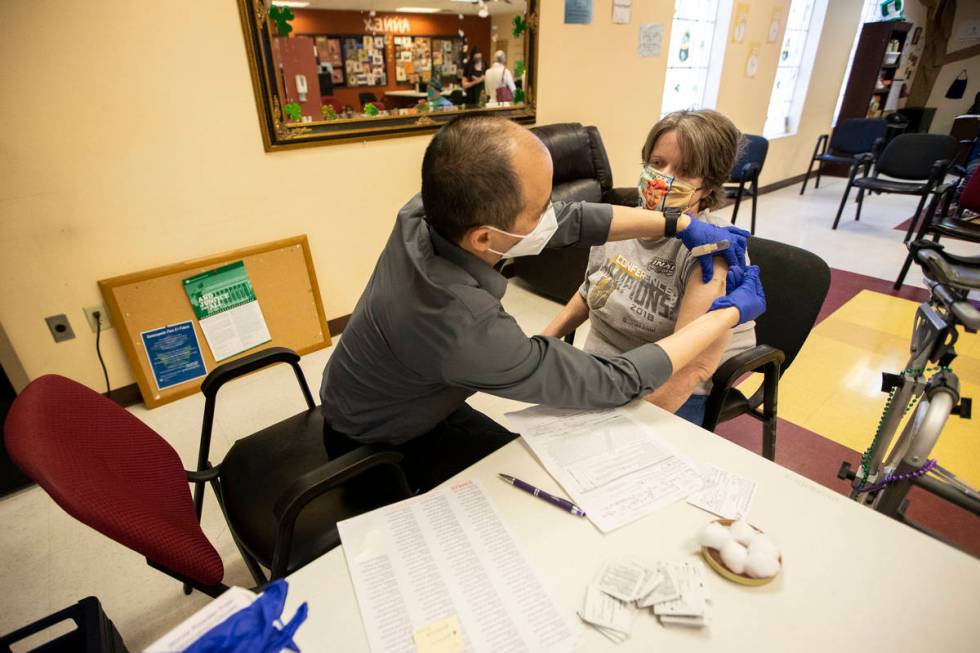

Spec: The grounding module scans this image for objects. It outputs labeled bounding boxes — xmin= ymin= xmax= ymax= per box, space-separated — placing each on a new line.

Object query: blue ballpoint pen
xmin=498 ymin=473 xmax=587 ymax=517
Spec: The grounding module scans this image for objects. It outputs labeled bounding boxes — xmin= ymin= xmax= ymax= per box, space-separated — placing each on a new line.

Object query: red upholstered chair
xmin=5 ymin=348 xmax=413 ymax=596
xmin=5 ymin=375 xmax=226 ymax=596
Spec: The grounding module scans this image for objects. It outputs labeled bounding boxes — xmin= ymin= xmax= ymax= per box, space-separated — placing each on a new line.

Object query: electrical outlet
xmin=83 ymin=305 xmax=112 ymax=333
xmin=45 ymin=314 xmax=76 ymax=343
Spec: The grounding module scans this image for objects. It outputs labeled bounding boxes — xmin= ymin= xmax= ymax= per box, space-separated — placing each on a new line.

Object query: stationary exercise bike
xmin=839 ymin=240 xmax=980 ymax=548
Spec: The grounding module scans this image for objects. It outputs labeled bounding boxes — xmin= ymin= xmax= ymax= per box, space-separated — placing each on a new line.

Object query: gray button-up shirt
xmin=320 ymin=195 xmax=673 ymax=444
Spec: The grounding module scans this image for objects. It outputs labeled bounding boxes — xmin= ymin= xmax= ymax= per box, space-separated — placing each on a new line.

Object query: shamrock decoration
xmin=283 ymin=102 xmax=302 ymax=121
xmin=512 ymin=15 xmax=528 ymax=38
xmin=321 ymin=104 xmax=338 ymax=120
xmin=514 ymin=59 xmax=526 ymax=79
xmin=363 ymin=102 xmax=379 ymax=116
xmin=269 ymin=5 xmax=294 ymax=36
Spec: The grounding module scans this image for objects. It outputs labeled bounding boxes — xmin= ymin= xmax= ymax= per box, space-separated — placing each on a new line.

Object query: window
xmin=832 ymin=0 xmax=885 ymax=124
xmin=762 ymin=0 xmax=828 ymax=138
xmin=660 ymin=0 xmax=733 ymax=116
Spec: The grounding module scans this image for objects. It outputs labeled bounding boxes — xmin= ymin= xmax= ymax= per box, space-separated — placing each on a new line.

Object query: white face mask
xmin=486 ymin=204 xmax=558 ymax=258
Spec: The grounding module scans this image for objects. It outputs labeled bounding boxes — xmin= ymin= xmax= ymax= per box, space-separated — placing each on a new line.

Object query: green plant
xmin=320 ymin=104 xmax=338 ymax=120
xmin=514 ymin=60 xmax=526 ymax=79
xmin=283 ymin=102 xmax=302 ymax=121
xmin=363 ymin=102 xmax=379 ymax=116
xmin=269 ymin=5 xmax=294 ymax=36
xmin=512 ymin=15 xmax=528 ymax=38
xmin=514 ymin=88 xmax=525 ymax=103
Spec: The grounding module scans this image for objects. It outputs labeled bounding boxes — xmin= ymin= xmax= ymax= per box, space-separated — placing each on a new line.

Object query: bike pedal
xmin=952 ymin=397 xmax=972 ymax=419
xmin=880 ymin=372 xmax=903 ymax=393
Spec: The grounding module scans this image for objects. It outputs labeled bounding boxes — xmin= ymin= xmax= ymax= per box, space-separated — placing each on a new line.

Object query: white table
xmin=283 ymin=397 xmax=980 ymax=651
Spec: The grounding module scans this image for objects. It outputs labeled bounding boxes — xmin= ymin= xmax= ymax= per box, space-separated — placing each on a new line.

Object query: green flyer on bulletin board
xmin=183 ymin=261 xmax=271 ymax=361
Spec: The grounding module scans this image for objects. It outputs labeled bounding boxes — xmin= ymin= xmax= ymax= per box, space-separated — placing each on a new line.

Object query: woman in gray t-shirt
xmin=542 ymin=109 xmax=756 ymax=426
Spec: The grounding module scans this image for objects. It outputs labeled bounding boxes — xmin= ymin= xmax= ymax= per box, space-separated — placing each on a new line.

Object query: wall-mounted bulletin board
xmin=315 ymin=35 xmax=345 ymax=85
xmin=394 ymin=36 xmax=435 ymax=84
xmin=99 ymin=236 xmax=331 ymax=408
xmin=342 ymin=34 xmax=388 ymax=87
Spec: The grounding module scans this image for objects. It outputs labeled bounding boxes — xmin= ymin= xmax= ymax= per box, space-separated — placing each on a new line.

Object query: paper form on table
xmin=505 ymin=406 xmax=704 ymax=532
xmin=339 ymin=480 xmax=577 ymax=653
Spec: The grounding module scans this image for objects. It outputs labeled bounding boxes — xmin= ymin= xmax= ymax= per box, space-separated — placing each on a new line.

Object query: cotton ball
xmin=699 ymin=522 xmax=734 ymax=550
xmin=748 ymin=533 xmax=780 ymax=558
xmin=720 ymin=541 xmax=748 ymax=574
xmin=744 ymin=549 xmax=781 ymax=579
xmin=729 ymin=519 xmax=757 ymax=546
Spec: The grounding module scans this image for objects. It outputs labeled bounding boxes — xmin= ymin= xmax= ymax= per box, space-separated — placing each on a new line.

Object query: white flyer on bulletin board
xmin=182 ymin=261 xmax=271 ymax=361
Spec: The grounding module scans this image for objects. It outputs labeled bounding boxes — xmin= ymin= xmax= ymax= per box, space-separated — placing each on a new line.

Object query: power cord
xmin=94 ymin=310 xmax=111 ymax=399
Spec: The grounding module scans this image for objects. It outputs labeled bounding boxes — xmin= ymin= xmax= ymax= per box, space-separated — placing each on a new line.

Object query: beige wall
xmin=715 ymin=0 xmax=863 ymax=185
xmin=925 ymin=0 xmax=980 ymax=134
xmin=0 ymin=0 xmax=865 ymax=394
xmin=490 ymin=12 xmax=526 ymax=69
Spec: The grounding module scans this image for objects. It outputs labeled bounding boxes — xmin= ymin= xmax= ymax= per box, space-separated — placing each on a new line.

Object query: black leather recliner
xmin=513 ymin=123 xmax=638 ymax=303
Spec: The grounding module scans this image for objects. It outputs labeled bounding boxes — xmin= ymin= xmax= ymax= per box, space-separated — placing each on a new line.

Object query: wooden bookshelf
xmin=838 ymin=21 xmax=911 ymax=121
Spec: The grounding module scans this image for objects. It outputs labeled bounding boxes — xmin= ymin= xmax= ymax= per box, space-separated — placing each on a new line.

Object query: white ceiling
xmin=298 ymin=0 xmax=526 ymax=16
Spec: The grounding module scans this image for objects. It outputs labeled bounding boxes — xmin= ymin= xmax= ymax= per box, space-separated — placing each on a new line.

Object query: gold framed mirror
xmin=237 ymin=0 xmax=538 ymax=151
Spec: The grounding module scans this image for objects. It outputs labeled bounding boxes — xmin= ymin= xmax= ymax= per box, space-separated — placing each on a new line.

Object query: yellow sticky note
xmin=412 ymin=615 xmax=465 ymax=653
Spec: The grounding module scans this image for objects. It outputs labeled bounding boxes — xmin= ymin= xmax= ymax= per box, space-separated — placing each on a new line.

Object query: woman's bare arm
xmin=540 ymin=293 xmax=590 ymax=339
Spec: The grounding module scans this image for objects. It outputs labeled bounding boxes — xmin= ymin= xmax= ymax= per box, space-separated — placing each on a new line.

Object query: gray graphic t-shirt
xmin=579 ymin=210 xmax=756 ymax=395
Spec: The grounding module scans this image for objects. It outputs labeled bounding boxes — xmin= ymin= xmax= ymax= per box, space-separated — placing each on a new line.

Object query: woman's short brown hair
xmin=641 ymin=109 xmax=741 ymax=211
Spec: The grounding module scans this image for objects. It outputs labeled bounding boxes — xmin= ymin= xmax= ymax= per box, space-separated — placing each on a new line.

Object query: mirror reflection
xmin=268 ymin=0 xmax=529 ymax=125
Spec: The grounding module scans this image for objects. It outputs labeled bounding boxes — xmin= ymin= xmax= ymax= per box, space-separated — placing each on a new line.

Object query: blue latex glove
xmin=185 ymin=580 xmax=308 ymax=653
xmin=709 ymin=265 xmax=766 ymax=325
xmin=677 ymin=216 xmax=750 ymax=282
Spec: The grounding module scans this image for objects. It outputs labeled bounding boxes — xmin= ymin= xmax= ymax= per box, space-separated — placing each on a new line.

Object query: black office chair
xmin=831 ymin=133 xmax=957 ymax=240
xmin=358 ymin=92 xmax=378 ymax=109
xmin=725 ymin=134 xmax=769 ymax=234
xmin=800 ymin=118 xmax=888 ymax=195
xmin=702 ymin=238 xmax=830 ymax=461
xmin=513 ymin=123 xmax=638 ymax=302
xmin=188 ymin=347 xmax=412 ymax=587
xmin=884 ymin=111 xmax=909 ymax=144
xmin=562 ymin=238 xmax=830 ymax=462
xmin=895 ymin=168 xmax=980 ymax=289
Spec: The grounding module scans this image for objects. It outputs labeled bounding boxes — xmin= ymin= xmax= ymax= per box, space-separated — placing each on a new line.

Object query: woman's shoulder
xmin=697 ymin=209 xmax=727 ymax=227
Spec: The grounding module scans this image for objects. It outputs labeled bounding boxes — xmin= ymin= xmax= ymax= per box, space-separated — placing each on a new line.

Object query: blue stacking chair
xmin=801 ymin=118 xmax=888 ymax=195
xmin=726 ymin=134 xmax=768 ymax=234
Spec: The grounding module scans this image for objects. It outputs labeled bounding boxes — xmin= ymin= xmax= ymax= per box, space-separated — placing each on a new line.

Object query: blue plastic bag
xmin=184 ymin=580 xmax=308 ymax=653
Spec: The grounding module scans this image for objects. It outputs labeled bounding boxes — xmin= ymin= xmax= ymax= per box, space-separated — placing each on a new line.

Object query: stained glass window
xmin=762 ymin=0 xmax=827 ymax=138
xmin=660 ymin=0 xmax=732 ymax=116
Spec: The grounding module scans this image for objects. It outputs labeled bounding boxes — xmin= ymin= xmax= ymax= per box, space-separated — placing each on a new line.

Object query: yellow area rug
xmin=739 ymin=289 xmax=980 ymax=486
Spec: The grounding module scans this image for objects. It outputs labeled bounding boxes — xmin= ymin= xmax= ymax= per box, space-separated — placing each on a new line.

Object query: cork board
xmin=99 ymin=235 xmax=330 ymax=408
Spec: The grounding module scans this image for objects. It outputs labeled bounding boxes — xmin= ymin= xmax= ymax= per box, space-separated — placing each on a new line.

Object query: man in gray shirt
xmin=321 ymin=115 xmax=764 ymax=491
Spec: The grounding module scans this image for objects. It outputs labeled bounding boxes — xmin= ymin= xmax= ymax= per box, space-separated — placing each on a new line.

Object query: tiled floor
xmin=1 ymin=178 xmax=977 ymax=649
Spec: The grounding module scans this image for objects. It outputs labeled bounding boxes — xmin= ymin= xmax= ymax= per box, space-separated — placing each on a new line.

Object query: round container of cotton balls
xmin=699 ymin=519 xmax=781 ymax=586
